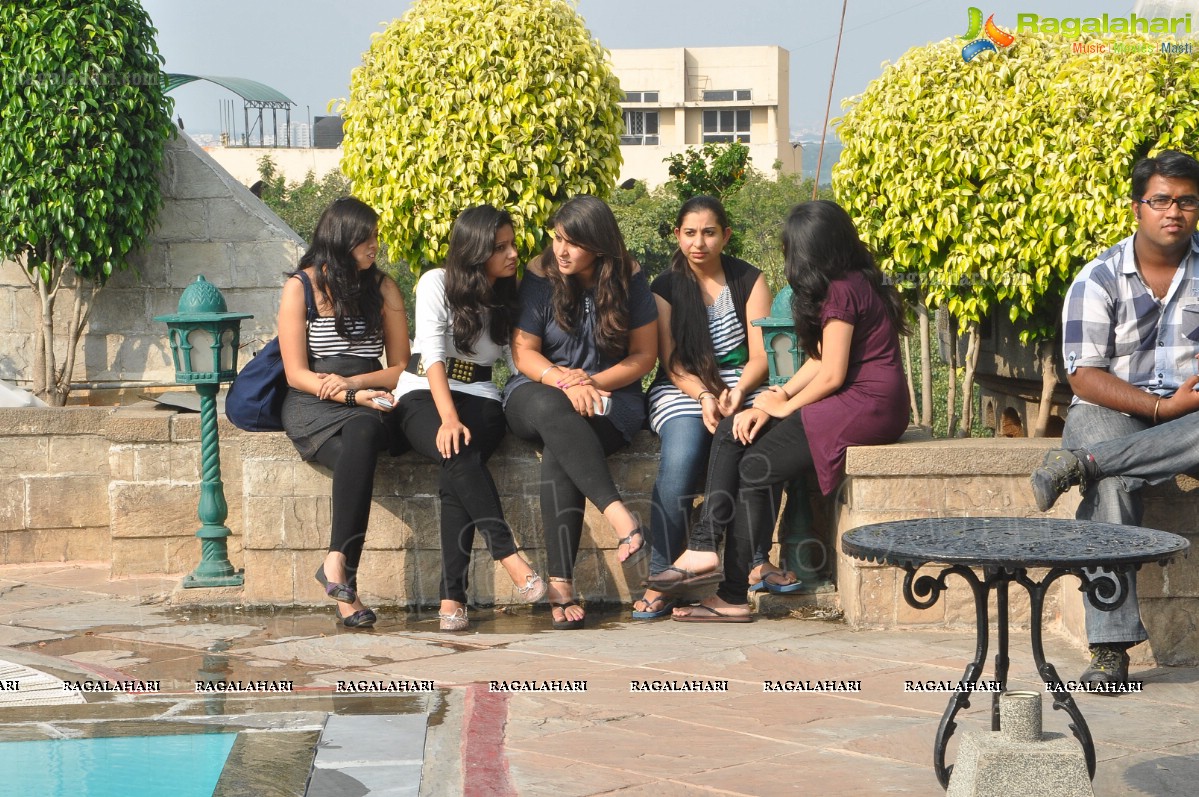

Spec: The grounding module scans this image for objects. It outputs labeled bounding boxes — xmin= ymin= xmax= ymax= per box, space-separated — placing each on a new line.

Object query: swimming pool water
xmin=0 ymin=732 xmax=238 ymax=797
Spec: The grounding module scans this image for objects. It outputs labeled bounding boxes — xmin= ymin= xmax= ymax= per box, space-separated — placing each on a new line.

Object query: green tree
xmin=664 ymin=142 xmax=750 ymax=202
xmin=608 ymin=180 xmax=677 ymax=280
xmin=337 ymin=0 xmax=624 ymax=274
xmin=256 ymin=155 xmax=351 ymax=243
xmin=834 ymin=33 xmax=1199 ymax=435
xmin=0 ymin=0 xmax=174 ymax=404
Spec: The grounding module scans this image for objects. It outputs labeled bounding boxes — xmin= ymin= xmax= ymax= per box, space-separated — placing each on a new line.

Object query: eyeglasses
xmin=1138 ymin=195 xmax=1199 ymax=212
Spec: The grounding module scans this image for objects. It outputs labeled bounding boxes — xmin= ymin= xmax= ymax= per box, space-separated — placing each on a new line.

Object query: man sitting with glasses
xmin=1030 ymin=150 xmax=1199 ymax=690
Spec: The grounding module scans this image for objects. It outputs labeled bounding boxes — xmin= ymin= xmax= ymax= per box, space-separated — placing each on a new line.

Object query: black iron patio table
xmin=841 ymin=517 xmax=1189 ymax=790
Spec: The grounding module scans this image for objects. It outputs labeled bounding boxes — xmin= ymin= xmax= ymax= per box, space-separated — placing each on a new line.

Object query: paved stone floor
xmin=1 ymin=563 xmax=1198 ymax=796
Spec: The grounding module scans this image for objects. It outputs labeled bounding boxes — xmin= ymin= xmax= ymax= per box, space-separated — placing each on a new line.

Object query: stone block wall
xmin=0 ymin=132 xmax=303 ymax=388
xmin=5 ymin=404 xmax=1197 ymax=665
xmin=236 ymin=431 xmax=659 ymax=608
xmin=839 ymin=435 xmax=1199 ymax=666
xmin=0 ymin=406 xmax=242 ymax=575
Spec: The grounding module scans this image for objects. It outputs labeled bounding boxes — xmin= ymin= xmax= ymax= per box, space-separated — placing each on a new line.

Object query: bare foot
xmin=616 ymin=528 xmax=645 ymax=563
xmin=749 ymin=563 xmax=799 ymax=589
xmin=671 ymin=549 xmax=720 ymax=574
xmin=547 ymin=579 xmax=584 ymax=624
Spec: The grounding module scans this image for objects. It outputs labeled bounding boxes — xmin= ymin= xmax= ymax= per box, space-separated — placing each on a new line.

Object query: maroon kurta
xmin=800 ymin=271 xmax=909 ymax=494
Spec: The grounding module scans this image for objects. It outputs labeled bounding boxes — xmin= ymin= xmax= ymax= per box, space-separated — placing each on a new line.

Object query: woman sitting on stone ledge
xmin=392 ymin=206 xmax=547 ymax=632
xmin=648 ymin=200 xmax=910 ymax=622
xmin=279 ymin=197 xmax=410 ymax=629
xmin=503 ymin=195 xmax=658 ymax=630
xmin=637 ymin=195 xmax=775 ymax=621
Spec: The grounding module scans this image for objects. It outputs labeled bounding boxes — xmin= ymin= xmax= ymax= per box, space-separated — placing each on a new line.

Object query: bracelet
xmin=538 ymin=365 xmax=558 ymax=384
xmin=1153 ymin=398 xmax=1161 ymax=425
xmin=344 ymin=389 xmax=358 ymax=407
xmin=697 ymin=391 xmax=716 ymax=403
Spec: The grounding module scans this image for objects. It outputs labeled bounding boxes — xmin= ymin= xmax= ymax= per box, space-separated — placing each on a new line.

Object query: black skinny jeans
xmin=504 ymin=382 xmax=628 ymax=580
xmin=395 ymin=391 xmax=518 ymax=604
xmin=690 ymin=411 xmax=812 ymax=605
xmin=313 ymin=414 xmax=399 ymax=586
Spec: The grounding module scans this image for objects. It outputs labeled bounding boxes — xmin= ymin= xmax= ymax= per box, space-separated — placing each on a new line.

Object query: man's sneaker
xmin=1079 ymin=644 xmax=1130 ymax=688
xmin=1030 ymin=449 xmax=1088 ymax=512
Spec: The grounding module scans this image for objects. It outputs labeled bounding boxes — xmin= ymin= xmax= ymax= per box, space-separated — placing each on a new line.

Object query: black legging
xmin=690 ymin=412 xmax=811 ymax=605
xmin=504 ymin=382 xmax=627 ymax=580
xmin=395 ymin=390 xmax=518 ymax=603
xmin=313 ymin=414 xmax=398 ymax=586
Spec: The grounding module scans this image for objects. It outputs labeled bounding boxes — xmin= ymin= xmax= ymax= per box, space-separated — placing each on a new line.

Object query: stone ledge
xmin=847 ymin=432 xmax=1065 ymax=476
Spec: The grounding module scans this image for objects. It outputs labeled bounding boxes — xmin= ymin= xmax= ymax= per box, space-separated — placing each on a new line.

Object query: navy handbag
xmin=224 ymin=272 xmax=316 ymax=432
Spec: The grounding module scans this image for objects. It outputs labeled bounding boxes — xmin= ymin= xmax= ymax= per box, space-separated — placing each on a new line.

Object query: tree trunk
xmin=903 ymin=334 xmax=919 ymax=425
xmin=1033 ymin=339 xmax=1059 ymax=438
xmin=26 ymin=257 xmax=91 ymax=407
xmin=959 ymin=324 xmax=981 ymax=437
xmin=945 ymin=316 xmax=958 ymax=438
xmin=918 ymin=300 xmax=932 ymax=429
xmin=35 ymin=274 xmax=62 ymax=405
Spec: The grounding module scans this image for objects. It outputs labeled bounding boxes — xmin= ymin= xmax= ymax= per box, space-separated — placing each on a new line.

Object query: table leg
xmin=905 ymin=565 xmax=989 ymax=790
xmin=992 ymin=571 xmax=1010 ymax=732
xmin=1018 ymin=568 xmax=1097 ymax=780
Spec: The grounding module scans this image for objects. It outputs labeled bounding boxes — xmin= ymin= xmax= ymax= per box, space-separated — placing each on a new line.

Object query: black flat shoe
xmin=316 ymin=564 xmax=358 ymax=604
xmin=340 ymin=608 xmax=377 ymax=628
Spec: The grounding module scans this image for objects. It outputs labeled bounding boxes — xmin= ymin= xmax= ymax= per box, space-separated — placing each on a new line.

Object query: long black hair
xmin=539 ymin=195 xmax=631 ymax=357
xmin=783 ymin=200 xmax=908 ymax=359
xmin=666 ymin=195 xmax=731 ymax=394
xmin=443 ymin=205 xmax=519 ymax=355
xmin=295 ymin=197 xmax=383 ymax=341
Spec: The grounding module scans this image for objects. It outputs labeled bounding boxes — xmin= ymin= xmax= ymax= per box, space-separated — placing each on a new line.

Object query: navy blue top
xmin=503 ymin=269 xmax=658 ymax=441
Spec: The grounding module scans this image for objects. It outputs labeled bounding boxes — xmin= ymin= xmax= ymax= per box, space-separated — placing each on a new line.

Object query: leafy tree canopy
xmin=834 ymin=33 xmax=1199 ymax=343
xmin=0 ymin=0 xmax=173 ymax=284
xmin=338 ymin=0 xmax=624 ymax=273
xmin=0 ymin=0 xmax=174 ymax=402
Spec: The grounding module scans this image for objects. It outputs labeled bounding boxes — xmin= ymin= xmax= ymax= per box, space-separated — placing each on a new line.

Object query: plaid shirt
xmin=1062 ymin=233 xmax=1199 ymax=406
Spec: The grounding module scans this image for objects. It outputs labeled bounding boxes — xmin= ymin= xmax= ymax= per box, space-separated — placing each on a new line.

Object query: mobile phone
xmin=372 ymin=395 xmax=394 ymax=409
xmin=594 ymin=396 xmax=611 ymax=415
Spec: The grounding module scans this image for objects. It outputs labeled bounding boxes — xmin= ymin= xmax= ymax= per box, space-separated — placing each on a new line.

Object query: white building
xmin=609 ymin=46 xmax=796 ymax=187
xmin=204 ymin=45 xmax=795 ymax=191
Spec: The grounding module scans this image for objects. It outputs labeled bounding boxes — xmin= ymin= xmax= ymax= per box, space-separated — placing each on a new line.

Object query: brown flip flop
xmin=643 ymin=566 xmax=724 ymax=597
xmin=672 ymin=605 xmax=752 ymax=623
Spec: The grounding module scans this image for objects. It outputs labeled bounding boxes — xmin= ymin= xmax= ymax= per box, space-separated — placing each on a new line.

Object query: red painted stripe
xmin=462 ymin=683 xmax=516 ymax=797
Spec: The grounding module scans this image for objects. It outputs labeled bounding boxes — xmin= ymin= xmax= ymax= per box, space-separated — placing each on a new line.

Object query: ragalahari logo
xmin=961 ymin=7 xmax=1016 ymax=61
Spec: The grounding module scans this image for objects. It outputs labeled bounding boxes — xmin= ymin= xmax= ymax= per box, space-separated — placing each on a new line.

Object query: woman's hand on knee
xmin=437 ymin=419 xmax=471 ymax=457
xmin=565 ymin=384 xmax=603 ymax=416
xmin=733 ymin=408 xmax=769 ymax=444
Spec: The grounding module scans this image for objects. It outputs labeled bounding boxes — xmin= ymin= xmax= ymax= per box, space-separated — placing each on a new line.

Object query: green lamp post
xmin=155 ymin=276 xmax=252 ymax=588
xmin=752 ymin=287 xmax=830 ymax=591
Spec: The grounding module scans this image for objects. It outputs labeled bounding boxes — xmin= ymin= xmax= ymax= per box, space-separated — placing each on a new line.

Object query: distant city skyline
xmin=144 ymin=0 xmax=1137 ymax=142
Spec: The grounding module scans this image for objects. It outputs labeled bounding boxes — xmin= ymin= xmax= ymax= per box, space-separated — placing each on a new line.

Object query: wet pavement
xmin=2 ymin=562 xmax=1198 ymax=796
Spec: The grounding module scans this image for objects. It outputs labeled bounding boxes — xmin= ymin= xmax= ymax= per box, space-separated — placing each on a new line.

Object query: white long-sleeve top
xmin=393 ymin=268 xmax=505 ymax=402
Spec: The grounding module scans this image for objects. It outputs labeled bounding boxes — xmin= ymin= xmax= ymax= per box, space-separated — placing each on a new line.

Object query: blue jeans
xmin=649 ymin=416 xmax=712 ymax=578
xmin=1061 ymin=403 xmax=1151 ymax=645
xmin=1087 ymin=409 xmax=1199 ymax=487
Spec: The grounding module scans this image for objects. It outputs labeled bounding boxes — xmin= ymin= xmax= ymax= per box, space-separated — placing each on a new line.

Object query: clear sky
xmin=144 ymin=0 xmax=1136 ymax=139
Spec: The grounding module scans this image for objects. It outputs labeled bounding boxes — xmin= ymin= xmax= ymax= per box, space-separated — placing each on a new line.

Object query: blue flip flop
xmin=751 ymin=570 xmax=804 ymax=595
xmin=631 ymin=595 xmax=676 ymax=620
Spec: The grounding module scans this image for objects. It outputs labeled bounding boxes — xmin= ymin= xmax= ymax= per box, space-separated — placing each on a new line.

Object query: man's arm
xmin=1071 ymin=366 xmax=1199 ymax=423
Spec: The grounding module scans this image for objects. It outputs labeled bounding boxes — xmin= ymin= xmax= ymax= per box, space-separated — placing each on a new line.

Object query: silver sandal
xmin=438 ymin=606 xmax=468 ymax=631
xmin=516 ymin=573 xmax=547 ymax=604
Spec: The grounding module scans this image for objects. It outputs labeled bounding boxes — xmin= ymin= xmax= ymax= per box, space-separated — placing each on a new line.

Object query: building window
xmin=622 ymin=90 xmax=659 ymax=103
xmin=702 ymin=89 xmax=751 ymax=102
xmin=703 ymin=109 xmax=750 ymax=143
xmin=622 ymin=110 xmax=659 ymax=145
